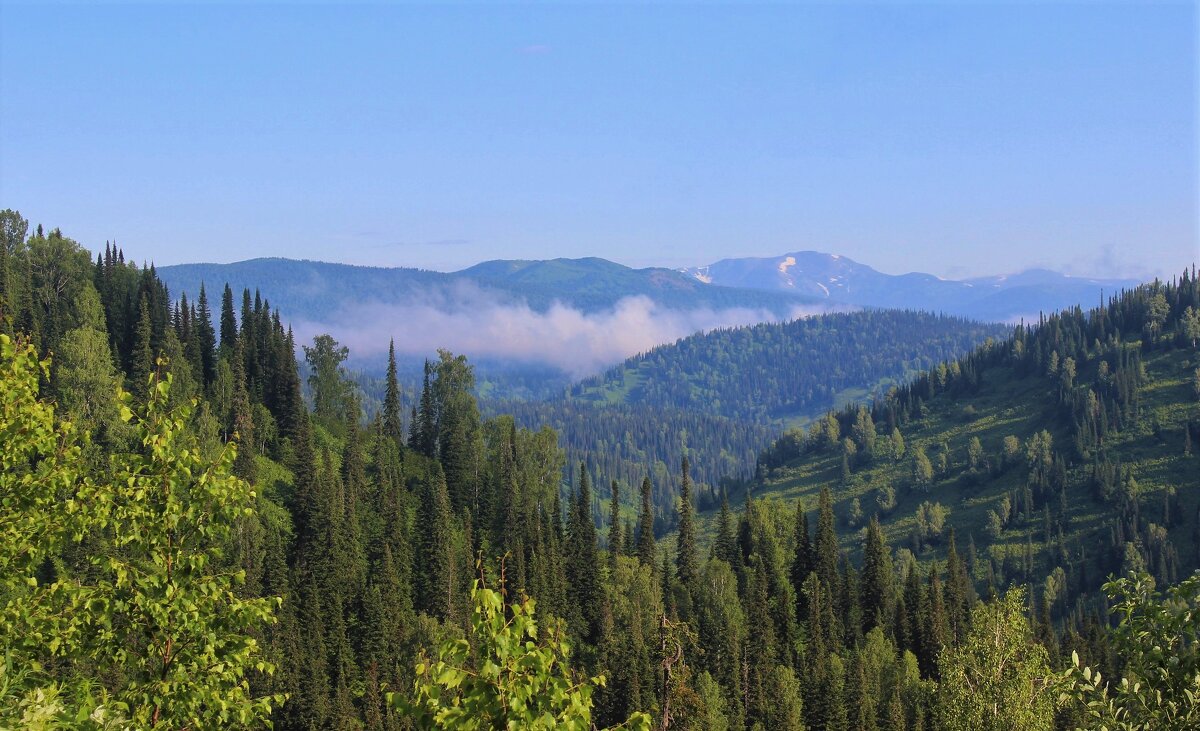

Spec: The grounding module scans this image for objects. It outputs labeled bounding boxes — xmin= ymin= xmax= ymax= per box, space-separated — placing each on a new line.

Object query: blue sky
xmin=1 ymin=2 xmax=1195 ymax=279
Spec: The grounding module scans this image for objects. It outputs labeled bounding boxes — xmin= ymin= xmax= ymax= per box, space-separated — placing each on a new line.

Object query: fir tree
xmin=714 ymin=491 xmax=738 ymax=567
xmin=675 ymin=456 xmax=698 ymax=588
xmin=130 ymin=295 xmax=155 ymax=397
xmin=230 ymin=339 xmax=257 ymax=482
xmin=637 ymin=476 xmax=656 ymax=567
xmin=848 ymin=652 xmax=879 ymax=731
xmin=816 ymin=486 xmax=840 ymax=594
xmin=415 ymin=467 xmax=454 ymax=619
xmin=382 ymin=339 xmax=403 ymax=443
xmin=744 ymin=557 xmax=777 ymax=727
xmin=220 ymin=282 xmax=237 ymax=354
xmin=944 ymin=528 xmax=974 ymax=643
xmin=416 ymin=360 xmax=437 ymax=458
xmin=608 ymin=479 xmax=622 ymax=569
xmin=922 ymin=568 xmax=950 ymax=679
xmin=792 ymin=502 xmax=813 ymax=615
xmin=861 ymin=516 xmax=893 ymax=634
xmin=566 ymin=463 xmax=602 ymax=650
xmin=195 ymin=282 xmax=217 ymax=387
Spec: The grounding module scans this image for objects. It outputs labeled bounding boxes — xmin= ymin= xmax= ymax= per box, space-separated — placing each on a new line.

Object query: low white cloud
xmin=294 ymin=283 xmax=837 ymax=379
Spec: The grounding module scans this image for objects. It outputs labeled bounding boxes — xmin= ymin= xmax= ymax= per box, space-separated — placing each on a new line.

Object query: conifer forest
xmin=4 ymin=9 xmax=1200 ymax=731
xmin=2 ymin=206 xmax=1199 ymax=731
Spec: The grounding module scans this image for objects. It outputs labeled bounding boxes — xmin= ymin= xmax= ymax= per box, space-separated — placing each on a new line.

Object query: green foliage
xmin=5 ymin=213 xmax=1197 ymax=730
xmin=911 ymin=446 xmax=933 ymax=487
xmin=914 ymin=501 xmax=949 ymax=546
xmin=573 ymin=310 xmax=1005 ymax=424
xmin=0 ymin=333 xmax=107 ymax=727
xmin=395 ymin=579 xmax=651 ymax=730
xmin=1 ymin=335 xmax=279 ymax=728
xmin=934 ymin=589 xmax=1054 ymax=731
xmin=0 ymin=333 xmax=81 ymax=589
xmin=676 ymin=457 xmax=699 ymax=588
xmin=303 ymin=333 xmax=357 ymax=428
xmin=77 ymin=365 xmax=282 ymax=727
xmin=1063 ymin=571 xmax=1200 ymax=731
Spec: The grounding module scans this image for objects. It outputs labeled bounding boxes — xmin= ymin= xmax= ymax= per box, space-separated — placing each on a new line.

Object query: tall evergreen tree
xmin=566 ymin=463 xmax=602 ymax=650
xmin=792 ymin=502 xmax=814 ymax=617
xmin=675 ymin=457 xmax=698 ymax=588
xmin=416 ymin=361 xmax=437 ymax=458
xmin=922 ymin=567 xmax=950 ymax=679
xmin=195 ymin=282 xmax=217 ymax=387
xmin=382 ymin=338 xmax=403 ymax=443
xmin=637 ymin=476 xmax=656 ymax=567
xmin=744 ymin=557 xmax=777 ymax=728
xmin=943 ymin=528 xmax=974 ymax=643
xmin=608 ymin=479 xmax=622 ymax=568
xmin=848 ymin=652 xmax=879 ymax=731
xmin=230 ymin=339 xmax=257 ymax=483
xmin=219 ymin=282 xmax=237 ymax=354
xmin=407 ymin=405 xmax=419 ymax=451
xmin=130 ymin=295 xmax=155 ymax=397
xmin=713 ymin=491 xmax=738 ymax=567
xmin=415 ymin=467 xmax=454 ymax=619
xmin=861 ymin=516 xmax=893 ymax=634
xmin=816 ymin=486 xmax=841 ymax=594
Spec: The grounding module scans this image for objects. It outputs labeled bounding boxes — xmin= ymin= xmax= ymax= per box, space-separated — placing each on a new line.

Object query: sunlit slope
xmin=695 ymin=279 xmax=1200 ymax=608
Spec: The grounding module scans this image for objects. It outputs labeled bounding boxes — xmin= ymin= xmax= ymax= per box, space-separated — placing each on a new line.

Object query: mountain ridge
xmin=681 ymin=250 xmax=1139 ymax=321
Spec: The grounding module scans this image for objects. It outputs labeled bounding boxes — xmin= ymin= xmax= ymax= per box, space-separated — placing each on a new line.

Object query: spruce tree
xmin=848 ymin=652 xmax=879 ymax=731
xmin=922 ymin=567 xmax=950 ymax=679
xmin=407 ymin=405 xmax=419 ymax=451
xmin=902 ymin=563 xmax=924 ymax=657
xmin=816 ymin=486 xmax=840 ymax=594
xmin=130 ymin=295 xmax=155 ymax=397
xmin=415 ymin=467 xmax=454 ymax=619
xmin=637 ymin=476 xmax=656 ymax=567
xmin=382 ymin=339 xmax=403 ymax=443
xmin=792 ymin=502 xmax=813 ymax=615
xmin=220 ymin=282 xmax=237 ymax=354
xmin=861 ymin=516 xmax=893 ymax=634
xmin=623 ymin=518 xmax=636 ymax=558
xmin=195 ymin=282 xmax=217 ymax=387
xmin=714 ymin=491 xmax=738 ymax=567
xmin=745 ymin=558 xmax=777 ymax=727
xmin=566 ymin=463 xmax=602 ymax=649
xmin=944 ymin=528 xmax=974 ymax=643
xmin=827 ymin=654 xmax=850 ymax=731
xmin=608 ymin=479 xmax=622 ymax=569
xmin=884 ymin=685 xmax=907 ymax=731
xmin=675 ymin=457 xmax=698 ymax=588
xmin=291 ymin=570 xmax=332 ymax=730
xmin=416 ymin=361 xmax=437 ymax=458
xmin=230 ymin=339 xmax=257 ymax=483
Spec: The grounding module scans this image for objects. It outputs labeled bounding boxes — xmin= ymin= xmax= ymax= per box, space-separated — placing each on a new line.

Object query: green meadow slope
xmin=698 ymin=276 xmax=1200 ymax=620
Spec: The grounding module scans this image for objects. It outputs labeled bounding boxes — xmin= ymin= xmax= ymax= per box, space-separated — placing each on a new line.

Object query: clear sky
xmin=1 ymin=2 xmax=1195 ymax=280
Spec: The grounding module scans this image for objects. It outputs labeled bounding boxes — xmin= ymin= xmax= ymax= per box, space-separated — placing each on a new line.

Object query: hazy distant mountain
xmin=681 ymin=251 xmax=1139 ymax=322
xmin=158 ymin=256 xmax=818 ymax=326
xmin=157 ymin=252 xmax=1143 ymax=384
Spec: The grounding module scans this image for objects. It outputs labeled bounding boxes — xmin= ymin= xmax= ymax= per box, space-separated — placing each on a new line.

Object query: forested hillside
xmin=570 ymin=311 xmax=1009 ymax=423
xmin=3 ymin=209 xmax=1198 ymax=731
xmin=733 ymin=268 xmax=1200 ymax=626
xmin=500 ymin=312 xmax=1006 ymax=526
xmin=500 ymin=399 xmax=774 ymax=520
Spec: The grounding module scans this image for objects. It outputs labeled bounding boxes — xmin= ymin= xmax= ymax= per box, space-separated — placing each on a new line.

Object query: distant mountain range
xmin=158 ymin=256 xmax=815 ymax=324
xmin=159 ymin=251 xmax=1140 ymax=330
xmin=680 ymin=251 xmax=1138 ymax=322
